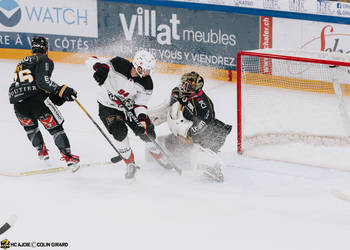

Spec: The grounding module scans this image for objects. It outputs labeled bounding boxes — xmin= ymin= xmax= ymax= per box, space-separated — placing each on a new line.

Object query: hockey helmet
xmin=180 ymin=71 xmax=204 ymax=95
xmin=31 ymin=36 xmax=48 ymax=54
xmin=132 ymin=50 xmax=156 ymax=77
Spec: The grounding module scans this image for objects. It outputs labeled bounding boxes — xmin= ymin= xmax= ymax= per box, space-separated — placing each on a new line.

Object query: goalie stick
xmin=0 ymin=215 xmax=17 ymax=235
xmin=113 ymin=95 xmax=182 ymax=175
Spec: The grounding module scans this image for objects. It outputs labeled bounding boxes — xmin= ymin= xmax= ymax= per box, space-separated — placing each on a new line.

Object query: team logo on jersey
xmin=198 ymin=99 xmax=207 ymax=109
xmin=18 ymin=118 xmax=33 ymax=127
xmin=187 ymin=102 xmax=194 ymax=112
xmin=40 ymin=115 xmax=57 ymax=128
xmin=106 ymin=115 xmax=116 ymax=125
xmin=0 ymin=0 xmax=21 ymax=27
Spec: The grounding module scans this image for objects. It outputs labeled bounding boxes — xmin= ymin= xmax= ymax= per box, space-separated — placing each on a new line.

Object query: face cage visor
xmin=135 ymin=66 xmax=151 ymax=78
xmin=180 ymin=79 xmax=197 ymax=94
xmin=31 ymin=44 xmax=48 ymax=54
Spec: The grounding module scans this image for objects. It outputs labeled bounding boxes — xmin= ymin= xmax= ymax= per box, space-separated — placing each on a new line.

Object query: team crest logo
xmin=106 ymin=115 xmax=116 ymax=125
xmin=0 ymin=0 xmax=21 ymax=27
xmin=0 ymin=239 xmax=10 ymax=249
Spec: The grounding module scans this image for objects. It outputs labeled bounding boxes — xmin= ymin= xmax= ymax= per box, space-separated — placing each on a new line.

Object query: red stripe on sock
xmin=149 ymin=151 xmax=162 ymax=160
xmin=123 ymin=151 xmax=135 ymax=164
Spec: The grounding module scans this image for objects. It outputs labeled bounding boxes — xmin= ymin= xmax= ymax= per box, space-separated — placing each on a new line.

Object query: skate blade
xmin=124 ymin=166 xmax=140 ymax=182
xmin=203 ymin=171 xmax=224 ymax=183
xmin=68 ymin=163 xmax=80 ymax=173
xmin=125 ymin=176 xmax=136 ymax=184
xmin=160 ymin=163 xmax=174 ymax=170
xmin=42 ymin=159 xmax=52 ymax=167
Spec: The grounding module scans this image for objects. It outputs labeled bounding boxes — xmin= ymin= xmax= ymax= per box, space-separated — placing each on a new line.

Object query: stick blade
xmin=0 ymin=215 xmax=17 ymax=235
xmin=331 ymin=189 xmax=350 ymax=202
xmin=111 ymin=155 xmax=123 ymax=163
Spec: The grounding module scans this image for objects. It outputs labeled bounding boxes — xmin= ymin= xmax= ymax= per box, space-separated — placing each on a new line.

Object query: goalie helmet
xmin=31 ymin=36 xmax=48 ymax=54
xmin=132 ymin=50 xmax=156 ymax=77
xmin=180 ymin=71 xmax=204 ymax=96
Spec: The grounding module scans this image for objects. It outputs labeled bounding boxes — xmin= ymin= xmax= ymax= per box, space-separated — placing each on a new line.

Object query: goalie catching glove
xmin=167 ymin=102 xmax=193 ymax=139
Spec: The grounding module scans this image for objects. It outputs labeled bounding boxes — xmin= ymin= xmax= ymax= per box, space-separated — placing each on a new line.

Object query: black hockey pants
xmin=98 ymin=102 xmax=156 ymax=142
xmin=13 ymin=94 xmax=70 ymax=153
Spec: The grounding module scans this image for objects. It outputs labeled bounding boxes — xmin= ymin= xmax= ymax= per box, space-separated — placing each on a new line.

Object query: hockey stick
xmin=74 ymin=98 xmax=122 ymax=163
xmin=0 ymin=161 xmax=115 ymax=177
xmin=331 ymin=189 xmax=350 ymax=203
xmin=114 ymin=95 xmax=182 ymax=175
xmin=0 ymin=215 xmax=17 ymax=235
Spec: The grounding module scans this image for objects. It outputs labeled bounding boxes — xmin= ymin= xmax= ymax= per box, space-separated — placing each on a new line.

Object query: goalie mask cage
xmin=237 ymin=49 xmax=350 ymax=170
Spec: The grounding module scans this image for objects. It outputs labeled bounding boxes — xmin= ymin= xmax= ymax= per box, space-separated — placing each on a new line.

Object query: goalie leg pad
xmin=147 ymin=100 xmax=170 ymax=126
xmin=190 ymin=144 xmax=224 ymax=182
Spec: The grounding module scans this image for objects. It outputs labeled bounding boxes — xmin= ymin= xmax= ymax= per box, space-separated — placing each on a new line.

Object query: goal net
xmin=237 ymin=49 xmax=350 ymax=170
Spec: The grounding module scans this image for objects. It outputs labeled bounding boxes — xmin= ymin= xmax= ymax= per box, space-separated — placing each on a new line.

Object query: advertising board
xmin=0 ymin=0 xmax=98 ymax=52
xmin=273 ymin=18 xmax=350 ymax=53
xmin=97 ymin=2 xmax=259 ymax=70
xmin=170 ymin=0 xmax=350 ymax=19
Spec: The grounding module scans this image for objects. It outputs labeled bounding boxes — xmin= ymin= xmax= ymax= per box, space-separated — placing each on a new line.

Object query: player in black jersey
xmin=160 ymin=72 xmax=232 ymax=181
xmin=86 ymin=50 xmax=170 ymax=179
xmin=167 ymin=72 xmax=232 ymax=153
xmin=8 ymin=36 xmax=80 ymax=172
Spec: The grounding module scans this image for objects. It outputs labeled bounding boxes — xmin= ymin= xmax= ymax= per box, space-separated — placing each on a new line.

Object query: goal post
xmin=236 ymin=49 xmax=350 ymax=169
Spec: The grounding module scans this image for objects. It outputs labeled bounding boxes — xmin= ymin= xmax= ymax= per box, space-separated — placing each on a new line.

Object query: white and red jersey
xmin=86 ymin=56 xmax=153 ymax=117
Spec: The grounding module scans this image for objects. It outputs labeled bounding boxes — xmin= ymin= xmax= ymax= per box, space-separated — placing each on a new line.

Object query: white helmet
xmin=132 ymin=50 xmax=156 ymax=77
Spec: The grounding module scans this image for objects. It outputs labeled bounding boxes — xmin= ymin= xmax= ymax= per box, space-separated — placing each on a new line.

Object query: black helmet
xmin=31 ymin=36 xmax=48 ymax=54
xmin=180 ymin=71 xmax=204 ymax=96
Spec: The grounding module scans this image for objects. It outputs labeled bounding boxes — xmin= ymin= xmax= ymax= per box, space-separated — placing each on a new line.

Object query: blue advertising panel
xmin=0 ymin=0 xmax=98 ymax=52
xmin=97 ymin=1 xmax=259 ymax=70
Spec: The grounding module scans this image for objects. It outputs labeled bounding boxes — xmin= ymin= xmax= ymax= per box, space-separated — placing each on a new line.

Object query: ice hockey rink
xmin=1 ymin=59 xmax=350 ymax=250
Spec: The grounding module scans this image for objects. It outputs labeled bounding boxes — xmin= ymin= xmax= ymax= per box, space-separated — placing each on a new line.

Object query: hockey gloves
xmin=49 ymin=93 xmax=65 ymax=106
xmin=93 ymin=63 xmax=110 ymax=85
xmin=167 ymin=102 xmax=193 ymax=138
xmin=58 ymin=85 xmax=77 ymax=101
xmin=134 ymin=113 xmax=154 ymax=137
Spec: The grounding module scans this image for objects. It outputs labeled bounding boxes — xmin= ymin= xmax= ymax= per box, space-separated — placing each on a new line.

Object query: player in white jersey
xmin=86 ymin=50 xmax=169 ymax=179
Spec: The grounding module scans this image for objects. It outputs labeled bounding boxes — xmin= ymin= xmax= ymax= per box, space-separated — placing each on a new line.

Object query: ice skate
xmin=125 ymin=162 xmax=140 ymax=179
xmin=60 ymin=153 xmax=80 ymax=173
xmin=203 ymin=163 xmax=224 ymax=183
xmin=38 ymin=144 xmax=49 ymax=161
xmin=148 ymin=151 xmax=173 ymax=170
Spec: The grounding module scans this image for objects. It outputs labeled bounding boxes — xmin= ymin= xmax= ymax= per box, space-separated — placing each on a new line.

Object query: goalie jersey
xmin=170 ymin=86 xmax=232 ymax=152
xmin=170 ymin=86 xmax=214 ymax=138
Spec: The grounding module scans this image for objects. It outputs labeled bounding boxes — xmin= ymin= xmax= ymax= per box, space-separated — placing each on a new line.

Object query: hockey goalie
xmin=149 ymin=72 xmax=232 ymax=182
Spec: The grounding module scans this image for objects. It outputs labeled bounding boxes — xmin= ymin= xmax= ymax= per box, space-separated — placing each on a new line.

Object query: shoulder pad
xmin=110 ymin=56 xmax=133 ymax=74
xmin=21 ymin=55 xmax=37 ymax=64
xmin=134 ymin=76 xmax=153 ymax=91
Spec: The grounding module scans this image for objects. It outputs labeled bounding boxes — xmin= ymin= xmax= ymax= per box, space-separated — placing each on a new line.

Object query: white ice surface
xmin=1 ymin=60 xmax=350 ymax=250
